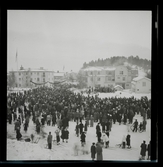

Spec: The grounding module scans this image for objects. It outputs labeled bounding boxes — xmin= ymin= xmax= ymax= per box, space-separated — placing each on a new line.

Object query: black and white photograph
xmin=6 ymin=9 xmax=157 ymax=162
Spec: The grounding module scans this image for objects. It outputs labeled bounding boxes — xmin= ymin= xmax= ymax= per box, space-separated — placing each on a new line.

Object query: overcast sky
xmin=7 ymin=10 xmax=151 ymax=72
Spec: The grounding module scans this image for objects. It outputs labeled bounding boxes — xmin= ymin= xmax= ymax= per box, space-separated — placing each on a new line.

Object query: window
xmin=19 ymin=84 xmax=21 ymax=87
xmin=112 ymin=78 xmax=115 ymax=81
xmin=37 ymin=78 xmax=40 ymax=81
xmin=26 ymin=72 xmax=28 ymax=75
xmin=107 ymin=71 xmax=112 ymax=75
xmin=117 ymin=76 xmax=120 ymax=79
xmin=90 ymin=72 xmax=93 ymax=75
xmin=137 ymin=89 xmax=139 ymax=91
xmin=26 ymin=84 xmax=28 ymax=87
xmin=142 ymin=82 xmax=146 ymax=86
xmin=119 ymin=71 xmax=123 ymax=75
xmin=98 ymin=77 xmax=100 ymax=81
xmin=98 ymin=71 xmax=100 ymax=75
xmin=19 ymin=78 xmax=21 ymax=81
xmin=43 ymin=78 xmax=45 ymax=82
xmin=43 ymin=72 xmax=45 ymax=77
xmin=37 ymin=72 xmax=39 ymax=75
xmin=19 ymin=73 xmax=21 ymax=76
xmin=108 ymin=76 xmax=111 ymax=81
xmin=31 ymin=73 xmax=32 ymax=75
xmin=123 ymin=77 xmax=125 ymax=81
xmin=91 ymin=78 xmax=93 ymax=81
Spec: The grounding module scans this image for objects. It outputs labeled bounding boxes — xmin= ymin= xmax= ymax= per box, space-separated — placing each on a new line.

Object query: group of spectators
xmin=7 ymin=85 xmax=151 ymax=160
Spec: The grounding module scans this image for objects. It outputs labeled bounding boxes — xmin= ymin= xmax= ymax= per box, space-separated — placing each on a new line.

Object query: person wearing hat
xmin=96 ymin=142 xmax=103 ymax=160
xmin=47 ymin=132 xmax=53 ymax=149
xmin=133 ymin=119 xmax=138 ymax=132
xmin=140 ymin=140 xmax=147 ymax=160
xmin=90 ymin=142 xmax=96 ymax=160
xmin=80 ymin=131 xmax=86 ymax=147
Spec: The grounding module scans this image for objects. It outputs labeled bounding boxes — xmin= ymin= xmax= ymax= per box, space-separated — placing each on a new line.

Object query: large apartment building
xmin=9 ymin=66 xmax=54 ymax=88
xmin=80 ymin=65 xmax=138 ymax=89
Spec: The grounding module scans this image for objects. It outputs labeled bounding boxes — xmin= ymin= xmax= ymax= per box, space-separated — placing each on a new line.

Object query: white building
xmin=131 ymin=76 xmax=151 ymax=93
xmin=53 ymin=72 xmax=65 ymax=81
xmin=80 ymin=65 xmax=138 ymax=89
xmin=9 ymin=66 xmax=54 ymax=88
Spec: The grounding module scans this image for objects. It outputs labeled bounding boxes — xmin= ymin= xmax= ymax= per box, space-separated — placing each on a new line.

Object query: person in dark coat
xmin=61 ymin=127 xmax=66 ymax=142
xmin=96 ymin=123 xmax=101 ymax=137
xmin=47 ymin=132 xmax=53 ymax=149
xmin=79 ymin=121 xmax=84 ymax=135
xmin=96 ymin=142 xmax=103 ymax=160
xmin=75 ymin=122 xmax=79 ymax=137
xmin=16 ymin=127 xmax=22 ymax=141
xmin=133 ymin=119 xmax=138 ymax=132
xmin=14 ymin=119 xmax=21 ymax=131
xmin=147 ymin=141 xmax=151 ymax=160
xmin=90 ymin=115 xmax=94 ymax=127
xmin=64 ymin=128 xmax=69 ymax=143
xmin=97 ymin=130 xmax=102 ymax=143
xmin=126 ymin=134 xmax=131 ymax=148
xmin=24 ymin=122 xmax=28 ymax=133
xmin=101 ymin=121 xmax=105 ymax=132
xmin=8 ymin=112 xmax=12 ymax=124
xmin=84 ymin=121 xmax=88 ymax=133
xmin=55 ymin=127 xmax=60 ymax=145
xmin=80 ymin=132 xmax=86 ymax=147
xmin=90 ymin=142 xmax=96 ymax=160
xmin=140 ymin=140 xmax=147 ymax=160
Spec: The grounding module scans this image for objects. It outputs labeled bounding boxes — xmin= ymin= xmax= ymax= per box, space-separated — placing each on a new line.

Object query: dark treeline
xmin=82 ymin=56 xmax=151 ymax=71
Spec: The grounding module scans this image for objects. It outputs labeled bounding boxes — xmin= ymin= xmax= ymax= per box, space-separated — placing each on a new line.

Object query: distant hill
xmin=82 ymin=55 xmax=151 ymax=72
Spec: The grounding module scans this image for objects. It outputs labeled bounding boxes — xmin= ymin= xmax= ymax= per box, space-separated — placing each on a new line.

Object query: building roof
xmin=54 ymin=73 xmax=65 ymax=77
xmin=114 ymin=85 xmax=124 ymax=89
xmin=132 ymin=76 xmax=151 ymax=82
xmin=10 ymin=69 xmax=54 ymax=72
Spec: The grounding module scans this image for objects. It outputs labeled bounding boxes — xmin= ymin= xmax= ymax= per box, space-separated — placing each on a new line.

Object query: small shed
xmin=131 ymin=76 xmax=151 ymax=93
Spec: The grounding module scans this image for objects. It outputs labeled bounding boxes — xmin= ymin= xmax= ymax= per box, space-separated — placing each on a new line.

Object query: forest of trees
xmin=82 ymin=55 xmax=151 ymax=72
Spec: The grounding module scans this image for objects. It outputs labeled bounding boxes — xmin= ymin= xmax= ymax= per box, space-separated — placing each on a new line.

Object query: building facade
xmin=53 ymin=72 xmax=65 ymax=81
xmin=80 ymin=65 xmax=138 ymax=89
xmin=9 ymin=66 xmax=54 ymax=88
xmin=131 ymin=76 xmax=151 ymax=93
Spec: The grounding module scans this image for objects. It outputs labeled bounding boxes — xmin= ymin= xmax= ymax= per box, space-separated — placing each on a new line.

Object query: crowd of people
xmin=7 ymin=85 xmax=151 ymax=160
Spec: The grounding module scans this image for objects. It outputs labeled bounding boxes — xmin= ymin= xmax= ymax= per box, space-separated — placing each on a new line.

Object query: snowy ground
xmin=7 ymin=89 xmax=151 ymax=161
xmin=75 ymin=89 xmax=151 ymax=100
xmin=7 ymin=114 xmax=151 ymax=161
